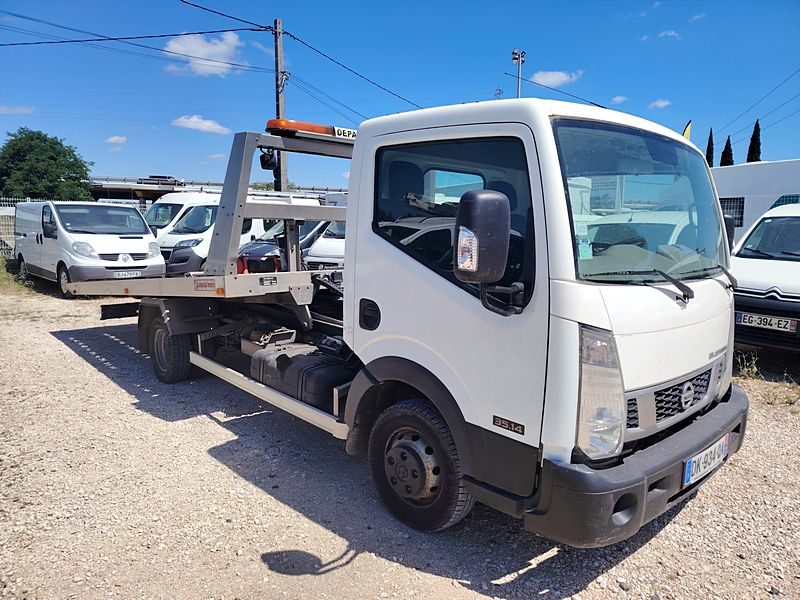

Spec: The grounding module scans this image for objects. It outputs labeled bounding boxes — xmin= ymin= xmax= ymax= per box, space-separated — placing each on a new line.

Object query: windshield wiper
xmin=67 ymin=229 xmax=97 ymax=234
xmin=739 ymin=247 xmax=774 ymax=259
xmin=781 ymin=250 xmax=800 ymax=257
xmin=672 ymin=265 xmax=738 ymax=289
xmin=588 ymin=269 xmax=694 ymax=302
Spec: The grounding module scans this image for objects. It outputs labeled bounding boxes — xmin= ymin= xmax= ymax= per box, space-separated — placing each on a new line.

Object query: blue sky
xmin=1 ymin=1 xmax=798 ymax=187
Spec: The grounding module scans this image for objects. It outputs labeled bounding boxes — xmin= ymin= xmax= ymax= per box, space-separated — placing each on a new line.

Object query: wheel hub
xmin=384 ymin=431 xmax=442 ymax=501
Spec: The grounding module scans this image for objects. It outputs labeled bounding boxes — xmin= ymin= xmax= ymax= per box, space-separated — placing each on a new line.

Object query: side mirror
xmin=150 ymin=225 xmax=158 ymax=237
xmin=723 ymin=214 xmax=735 ymax=251
xmin=453 ymin=189 xmax=511 ymax=284
xmin=43 ymin=223 xmax=57 ymax=239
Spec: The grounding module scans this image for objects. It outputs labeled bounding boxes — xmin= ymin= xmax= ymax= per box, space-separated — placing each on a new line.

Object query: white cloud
xmin=639 ymin=34 xmax=650 ymax=42
xmin=105 ymin=135 xmax=127 ymax=144
xmin=658 ymin=30 xmax=682 ymax=39
xmin=251 ymin=40 xmax=274 ymax=57
xmin=648 ymin=98 xmax=671 ymax=109
xmin=163 ymin=32 xmax=245 ymax=77
xmin=341 ymin=171 xmax=350 ymax=181
xmin=207 ymin=153 xmax=226 ymax=159
xmin=108 ymin=146 xmax=124 ymax=153
xmin=0 ymin=105 xmax=34 ymax=114
xmin=171 ymin=115 xmax=231 ymax=135
xmin=611 ymin=96 xmax=628 ymax=105
xmin=689 ymin=13 xmax=706 ymax=23
xmin=531 ymin=69 xmax=584 ymax=88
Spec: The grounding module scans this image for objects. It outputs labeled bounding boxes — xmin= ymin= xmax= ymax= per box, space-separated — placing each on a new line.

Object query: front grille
xmin=654 ymin=369 xmax=711 ymax=422
xmin=627 ymin=397 xmax=639 ymax=428
xmin=99 ymin=253 xmax=148 ymax=261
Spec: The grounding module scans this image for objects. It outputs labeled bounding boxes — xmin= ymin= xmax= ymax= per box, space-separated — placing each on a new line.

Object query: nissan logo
xmin=680 ymin=382 xmax=695 ymax=409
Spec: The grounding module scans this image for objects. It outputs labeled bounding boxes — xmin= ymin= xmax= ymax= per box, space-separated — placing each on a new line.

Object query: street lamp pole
xmin=511 ymin=48 xmax=526 ymax=98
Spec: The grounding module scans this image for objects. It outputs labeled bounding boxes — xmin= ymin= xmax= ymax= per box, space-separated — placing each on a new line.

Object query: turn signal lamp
xmin=266 ymin=119 xmax=357 ymax=140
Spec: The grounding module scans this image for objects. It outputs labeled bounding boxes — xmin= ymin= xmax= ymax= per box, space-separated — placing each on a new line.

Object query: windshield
xmin=736 ymin=216 xmax=800 ymax=262
xmin=144 ymin=203 xmax=182 ymax=228
xmin=256 ymin=219 xmax=322 ymax=242
xmin=323 ymin=221 xmax=346 ymax=239
xmin=553 ymin=118 xmax=726 ymax=283
xmin=171 ymin=205 xmax=218 ymax=234
xmin=54 ymin=204 xmax=149 ymax=235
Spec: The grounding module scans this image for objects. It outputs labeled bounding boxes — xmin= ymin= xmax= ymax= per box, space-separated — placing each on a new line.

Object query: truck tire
xmin=150 ymin=316 xmax=192 ymax=383
xmin=368 ymin=399 xmax=475 ymax=532
xmin=17 ymin=256 xmax=28 ymax=281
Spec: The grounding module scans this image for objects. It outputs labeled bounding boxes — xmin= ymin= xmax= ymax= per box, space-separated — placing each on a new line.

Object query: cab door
xmin=40 ymin=204 xmax=59 ymax=279
xmin=348 ymin=123 xmax=550 ymax=450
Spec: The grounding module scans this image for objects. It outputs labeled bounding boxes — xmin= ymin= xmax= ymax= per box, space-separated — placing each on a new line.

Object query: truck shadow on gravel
xmin=53 ymin=322 xmax=687 ymax=599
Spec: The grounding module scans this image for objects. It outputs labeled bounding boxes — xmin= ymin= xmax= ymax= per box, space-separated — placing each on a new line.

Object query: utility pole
xmin=273 ymin=18 xmax=288 ymax=191
xmin=511 ymin=48 xmax=526 ymax=98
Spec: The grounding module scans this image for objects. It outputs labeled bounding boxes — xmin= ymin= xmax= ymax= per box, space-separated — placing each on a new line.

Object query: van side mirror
xmin=723 ymin=214 xmax=735 ymax=251
xmin=43 ymin=223 xmax=57 ymax=239
xmin=453 ymin=189 xmax=511 ymax=284
xmin=150 ymin=225 xmax=158 ymax=237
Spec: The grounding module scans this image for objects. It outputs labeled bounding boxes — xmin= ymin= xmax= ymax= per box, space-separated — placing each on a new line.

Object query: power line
xmin=178 ymin=0 xmax=423 ymax=109
xmin=732 ymin=106 xmax=800 ymax=146
xmin=287 ymin=77 xmax=360 ymax=126
xmin=504 ymin=72 xmax=605 ymax=108
xmin=727 ymin=90 xmax=800 ymax=139
xmin=0 ymin=26 xmax=262 ymax=47
xmin=0 ymin=9 xmax=274 ymax=74
xmin=715 ymin=65 xmax=800 ymax=140
xmin=289 ymin=73 xmax=370 ymax=120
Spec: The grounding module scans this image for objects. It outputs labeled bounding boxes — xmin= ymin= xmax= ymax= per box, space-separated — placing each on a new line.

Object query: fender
xmin=137 ymin=297 xmax=220 ymax=353
xmin=344 ymin=356 xmax=539 ymax=498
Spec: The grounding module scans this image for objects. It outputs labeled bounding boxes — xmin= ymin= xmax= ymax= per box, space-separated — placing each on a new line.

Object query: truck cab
xmin=70 ymin=99 xmax=748 ymax=548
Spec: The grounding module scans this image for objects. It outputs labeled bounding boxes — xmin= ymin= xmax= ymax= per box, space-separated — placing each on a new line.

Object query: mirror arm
xmin=480 ymin=282 xmax=524 ymax=317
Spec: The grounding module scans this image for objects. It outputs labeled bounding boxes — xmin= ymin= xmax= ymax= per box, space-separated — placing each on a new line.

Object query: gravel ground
xmin=1 ymin=285 xmax=798 ymax=599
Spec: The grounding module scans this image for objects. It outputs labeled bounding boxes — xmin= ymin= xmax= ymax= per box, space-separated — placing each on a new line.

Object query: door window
xmin=42 ymin=205 xmax=57 ymax=238
xmin=374 ymin=137 xmax=533 ymax=292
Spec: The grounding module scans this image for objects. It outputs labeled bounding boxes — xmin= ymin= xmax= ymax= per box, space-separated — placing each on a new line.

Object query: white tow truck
xmin=70 ymin=100 xmax=748 ymax=547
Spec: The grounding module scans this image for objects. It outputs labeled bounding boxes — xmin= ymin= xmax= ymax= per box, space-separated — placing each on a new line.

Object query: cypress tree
xmin=705 ymin=128 xmax=714 ymax=167
xmin=747 ymin=119 xmax=761 ymax=162
xmin=720 ymin=136 xmax=734 ymax=166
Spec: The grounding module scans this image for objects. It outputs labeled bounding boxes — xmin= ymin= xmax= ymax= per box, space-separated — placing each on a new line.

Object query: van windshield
xmin=171 ymin=205 xmax=218 ymax=234
xmin=553 ymin=118 xmax=726 ymax=283
xmin=144 ymin=203 xmax=182 ymax=228
xmin=54 ymin=204 xmax=149 ymax=235
xmin=735 ymin=216 xmax=800 ymax=262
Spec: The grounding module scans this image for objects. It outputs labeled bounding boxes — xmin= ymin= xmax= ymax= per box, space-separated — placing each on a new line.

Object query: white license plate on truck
xmin=112 ymin=271 xmax=141 ymax=279
xmin=735 ymin=311 xmax=797 ymax=333
xmin=683 ymin=434 xmax=729 ymax=487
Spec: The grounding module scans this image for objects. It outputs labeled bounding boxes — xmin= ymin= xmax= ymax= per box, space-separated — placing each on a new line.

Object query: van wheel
xmin=368 ymin=399 xmax=475 ymax=532
xmin=150 ymin=316 xmax=192 ymax=383
xmin=58 ymin=264 xmax=74 ymax=298
xmin=17 ymin=256 xmax=28 ymax=281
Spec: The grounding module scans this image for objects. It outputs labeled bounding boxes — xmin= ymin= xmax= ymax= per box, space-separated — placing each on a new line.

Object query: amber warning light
xmin=266 ymin=119 xmax=357 ymax=140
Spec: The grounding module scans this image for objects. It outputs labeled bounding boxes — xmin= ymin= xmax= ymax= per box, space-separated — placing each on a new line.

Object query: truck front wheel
xmin=368 ymin=399 xmax=475 ymax=532
xmin=150 ymin=317 xmax=192 ymax=383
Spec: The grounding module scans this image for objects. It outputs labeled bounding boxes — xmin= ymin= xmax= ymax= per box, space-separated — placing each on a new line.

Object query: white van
xmin=14 ymin=201 xmax=165 ymax=296
xmin=143 ymin=191 xmax=218 ymax=238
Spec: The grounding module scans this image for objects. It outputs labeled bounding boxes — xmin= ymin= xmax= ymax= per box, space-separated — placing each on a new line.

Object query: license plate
xmin=112 ymin=270 xmax=142 ymax=279
xmin=683 ymin=434 xmax=729 ymax=487
xmin=735 ymin=311 xmax=797 ymax=333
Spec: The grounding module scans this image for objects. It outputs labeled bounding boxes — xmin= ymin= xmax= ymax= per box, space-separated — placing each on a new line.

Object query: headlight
xmin=72 ymin=241 xmax=98 ymax=258
xmin=146 ymin=242 xmax=160 ymax=259
xmin=577 ymin=326 xmax=626 ymax=460
xmin=175 ymin=238 xmax=202 ymax=248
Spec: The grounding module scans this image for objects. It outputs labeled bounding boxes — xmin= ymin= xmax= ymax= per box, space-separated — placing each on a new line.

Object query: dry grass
xmin=0 ymin=258 xmax=34 ymax=296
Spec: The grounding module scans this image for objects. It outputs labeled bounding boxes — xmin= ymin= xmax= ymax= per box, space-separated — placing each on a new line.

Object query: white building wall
xmin=711 ymin=159 xmax=800 ymax=241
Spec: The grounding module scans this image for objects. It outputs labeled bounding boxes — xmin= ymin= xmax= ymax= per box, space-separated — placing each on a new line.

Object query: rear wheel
xmin=150 ymin=316 xmax=192 ymax=383
xmin=368 ymin=399 xmax=475 ymax=532
xmin=17 ymin=256 xmax=28 ymax=281
xmin=57 ymin=264 xmax=73 ymax=298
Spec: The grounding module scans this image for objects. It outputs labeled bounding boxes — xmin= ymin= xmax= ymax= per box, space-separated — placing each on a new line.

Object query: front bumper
xmin=166 ymin=247 xmax=204 ymax=275
xmin=524 ymin=384 xmax=748 ymax=548
xmin=733 ymin=294 xmax=800 ymax=351
xmin=69 ymin=263 xmax=165 ymax=281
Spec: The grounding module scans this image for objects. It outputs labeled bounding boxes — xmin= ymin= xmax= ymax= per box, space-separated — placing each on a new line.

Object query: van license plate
xmin=683 ymin=434 xmax=729 ymax=487
xmin=735 ymin=311 xmax=797 ymax=332
xmin=112 ymin=271 xmax=141 ymax=279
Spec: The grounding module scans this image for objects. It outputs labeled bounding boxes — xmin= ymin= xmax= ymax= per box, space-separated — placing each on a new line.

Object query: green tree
xmin=720 ymin=135 xmax=734 ymax=166
xmin=705 ymin=128 xmax=714 ymax=168
xmin=0 ymin=128 xmax=93 ymax=200
xmin=746 ymin=119 xmax=761 ymax=162
xmin=251 ymin=181 xmax=298 ymax=191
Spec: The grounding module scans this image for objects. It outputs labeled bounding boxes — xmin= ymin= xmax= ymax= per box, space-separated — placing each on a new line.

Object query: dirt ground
xmin=1 ymin=281 xmax=798 ymax=599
